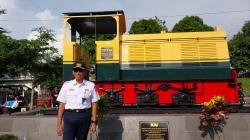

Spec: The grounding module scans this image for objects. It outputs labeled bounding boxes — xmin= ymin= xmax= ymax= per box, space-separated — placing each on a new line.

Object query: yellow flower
xmin=203 ymin=101 xmax=215 ymax=111
xmin=213 ymin=96 xmax=224 ymax=104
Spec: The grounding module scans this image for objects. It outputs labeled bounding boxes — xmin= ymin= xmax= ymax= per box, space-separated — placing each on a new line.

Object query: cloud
xmin=0 ymin=0 xmax=17 ymax=10
xmin=53 ymin=28 xmax=64 ymax=55
xmin=27 ymin=31 xmax=38 ymax=40
xmin=35 ymin=9 xmax=58 ymax=20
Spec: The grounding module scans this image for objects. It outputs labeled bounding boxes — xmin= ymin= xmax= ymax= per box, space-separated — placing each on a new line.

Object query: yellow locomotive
xmin=62 ymin=11 xmax=240 ymax=106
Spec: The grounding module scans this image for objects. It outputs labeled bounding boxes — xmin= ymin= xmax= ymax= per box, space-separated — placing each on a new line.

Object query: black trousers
xmin=63 ymin=111 xmax=91 ymax=140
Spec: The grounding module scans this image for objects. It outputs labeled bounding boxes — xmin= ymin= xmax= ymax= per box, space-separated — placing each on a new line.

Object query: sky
xmin=0 ymin=0 xmax=250 ymax=54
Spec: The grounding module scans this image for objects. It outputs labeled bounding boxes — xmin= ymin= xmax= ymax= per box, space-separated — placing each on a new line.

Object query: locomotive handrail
xmin=134 ymin=83 xmax=197 ymax=94
xmin=99 ymin=84 xmax=125 ymax=94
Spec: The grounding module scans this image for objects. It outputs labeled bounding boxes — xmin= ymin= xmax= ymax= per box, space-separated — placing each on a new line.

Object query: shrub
xmin=0 ymin=134 xmax=19 ymax=140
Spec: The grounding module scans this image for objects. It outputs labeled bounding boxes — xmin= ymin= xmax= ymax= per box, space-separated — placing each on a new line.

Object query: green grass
xmin=238 ymin=78 xmax=250 ymax=97
xmin=238 ymin=78 xmax=250 ymax=90
xmin=0 ymin=134 xmax=19 ymax=140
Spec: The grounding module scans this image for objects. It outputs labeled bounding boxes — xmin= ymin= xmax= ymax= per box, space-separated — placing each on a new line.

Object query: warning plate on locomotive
xmin=101 ymin=48 xmax=113 ymax=59
xmin=140 ymin=121 xmax=169 ymax=140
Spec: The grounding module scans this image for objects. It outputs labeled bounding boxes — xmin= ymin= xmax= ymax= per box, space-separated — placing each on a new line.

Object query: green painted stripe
xmin=120 ymin=62 xmax=231 ymax=81
xmin=95 ymin=62 xmax=231 ymax=81
xmin=63 ymin=64 xmax=74 ymax=81
xmin=96 ymin=63 xmax=120 ymax=81
xmin=120 ymin=68 xmax=231 ymax=81
xmin=121 ymin=62 xmax=230 ymax=69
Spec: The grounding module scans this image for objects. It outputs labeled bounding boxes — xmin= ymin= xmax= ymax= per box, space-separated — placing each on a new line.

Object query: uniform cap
xmin=73 ymin=62 xmax=86 ymax=70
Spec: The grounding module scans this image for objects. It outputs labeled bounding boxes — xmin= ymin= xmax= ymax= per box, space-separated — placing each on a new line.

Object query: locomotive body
xmin=62 ymin=11 xmax=240 ymax=106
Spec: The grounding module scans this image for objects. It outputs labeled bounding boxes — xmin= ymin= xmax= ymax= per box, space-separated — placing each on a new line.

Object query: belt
xmin=65 ymin=109 xmax=91 ymax=113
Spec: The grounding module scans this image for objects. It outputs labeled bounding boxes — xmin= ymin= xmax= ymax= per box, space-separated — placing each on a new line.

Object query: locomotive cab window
xmin=67 ymin=17 xmax=117 ymax=41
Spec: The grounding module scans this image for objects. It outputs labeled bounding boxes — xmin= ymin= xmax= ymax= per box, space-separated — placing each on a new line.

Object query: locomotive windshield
xmin=67 ymin=17 xmax=117 ymax=35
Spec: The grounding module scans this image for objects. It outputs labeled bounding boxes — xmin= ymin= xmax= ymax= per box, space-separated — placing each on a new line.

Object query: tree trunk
xmin=30 ymin=83 xmax=34 ymax=110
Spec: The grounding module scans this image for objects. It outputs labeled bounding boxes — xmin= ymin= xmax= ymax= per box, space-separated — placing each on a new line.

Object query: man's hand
xmin=90 ymin=123 xmax=97 ymax=133
xmin=57 ymin=125 xmax=63 ymax=136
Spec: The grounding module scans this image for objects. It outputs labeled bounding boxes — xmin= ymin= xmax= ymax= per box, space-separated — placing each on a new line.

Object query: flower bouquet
xmin=199 ymin=95 xmax=229 ymax=127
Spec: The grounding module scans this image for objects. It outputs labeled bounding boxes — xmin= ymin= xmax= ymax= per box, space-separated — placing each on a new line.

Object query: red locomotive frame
xmin=95 ymin=69 xmax=241 ymax=106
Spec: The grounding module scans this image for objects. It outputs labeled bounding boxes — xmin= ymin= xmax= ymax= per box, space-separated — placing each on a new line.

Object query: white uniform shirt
xmin=57 ymin=79 xmax=100 ymax=109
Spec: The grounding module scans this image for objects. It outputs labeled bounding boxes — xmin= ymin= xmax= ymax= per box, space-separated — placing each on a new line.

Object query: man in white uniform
xmin=56 ymin=62 xmax=100 ymax=140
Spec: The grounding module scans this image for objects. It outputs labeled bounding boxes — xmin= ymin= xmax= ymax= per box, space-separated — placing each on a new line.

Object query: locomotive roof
xmin=63 ymin=10 xmax=126 ymax=35
xmin=63 ymin=10 xmax=124 ymax=16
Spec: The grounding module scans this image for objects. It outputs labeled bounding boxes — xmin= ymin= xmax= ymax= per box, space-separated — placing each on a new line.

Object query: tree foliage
xmin=172 ymin=16 xmax=213 ymax=32
xmin=229 ymin=21 xmax=250 ymax=71
xmin=0 ymin=27 xmax=8 ymax=35
xmin=0 ymin=26 xmax=62 ymax=88
xmin=129 ymin=17 xmax=168 ymax=34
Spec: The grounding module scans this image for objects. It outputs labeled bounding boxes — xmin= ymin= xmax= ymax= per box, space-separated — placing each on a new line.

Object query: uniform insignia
xmin=150 ymin=122 xmax=159 ymax=127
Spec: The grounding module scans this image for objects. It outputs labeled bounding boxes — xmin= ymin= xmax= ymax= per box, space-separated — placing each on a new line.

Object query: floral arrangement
xmin=200 ymin=95 xmax=229 ymax=127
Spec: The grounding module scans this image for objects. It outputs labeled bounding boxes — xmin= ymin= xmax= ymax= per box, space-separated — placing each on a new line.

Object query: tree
xmin=27 ymin=27 xmax=62 ymax=87
xmin=229 ymin=21 xmax=250 ymax=71
xmin=0 ymin=26 xmax=62 ymax=109
xmin=129 ymin=17 xmax=168 ymax=34
xmin=154 ymin=16 xmax=168 ymax=32
xmin=0 ymin=26 xmax=62 ymax=87
xmin=0 ymin=28 xmax=19 ymax=77
xmin=172 ymin=16 xmax=213 ymax=32
xmin=0 ymin=27 xmax=8 ymax=34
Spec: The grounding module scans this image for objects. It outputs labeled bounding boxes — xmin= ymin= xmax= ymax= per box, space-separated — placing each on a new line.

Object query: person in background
xmin=3 ymin=96 xmax=19 ymax=115
xmin=52 ymin=86 xmax=59 ymax=107
xmin=56 ymin=62 xmax=100 ymax=140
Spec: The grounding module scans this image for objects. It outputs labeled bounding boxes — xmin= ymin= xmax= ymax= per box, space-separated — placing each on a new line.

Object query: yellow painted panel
xmin=63 ymin=38 xmax=89 ymax=66
xmin=63 ymin=38 xmax=74 ymax=62
xmin=122 ymin=31 xmax=226 ymax=41
xmin=96 ymin=60 xmax=119 ymax=64
xmin=120 ymin=30 xmax=229 ymax=65
xmin=161 ymin=43 xmax=181 ymax=61
xmin=216 ymin=42 xmax=230 ymax=59
xmin=96 ymin=38 xmax=120 ymax=64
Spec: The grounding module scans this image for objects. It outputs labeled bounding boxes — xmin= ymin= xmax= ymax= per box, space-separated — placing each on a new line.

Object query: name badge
xmin=84 ymin=89 xmax=89 ymax=94
xmin=82 ymin=89 xmax=90 ymax=104
xmin=69 ymin=88 xmax=75 ymax=91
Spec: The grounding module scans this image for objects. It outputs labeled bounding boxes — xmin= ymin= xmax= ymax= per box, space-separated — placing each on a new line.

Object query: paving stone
xmin=185 ymin=115 xmax=201 ymax=131
xmin=28 ymin=132 xmax=61 ymax=140
xmin=122 ymin=132 xmax=138 ymax=140
xmin=233 ymin=132 xmax=250 ymax=140
xmin=223 ymin=131 xmax=234 ymax=140
xmin=39 ymin=117 xmax=57 ymax=133
xmin=0 ymin=117 xmax=14 ymax=132
xmin=171 ymin=131 xmax=205 ymax=140
xmin=223 ymin=114 xmax=249 ymax=132
xmin=12 ymin=117 xmax=40 ymax=133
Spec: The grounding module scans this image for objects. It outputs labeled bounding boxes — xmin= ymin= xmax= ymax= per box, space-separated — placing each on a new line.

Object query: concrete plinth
xmin=0 ymin=113 xmax=250 ymax=140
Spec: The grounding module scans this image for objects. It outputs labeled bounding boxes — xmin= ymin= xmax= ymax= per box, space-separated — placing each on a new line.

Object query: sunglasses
xmin=73 ymin=68 xmax=84 ymax=72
